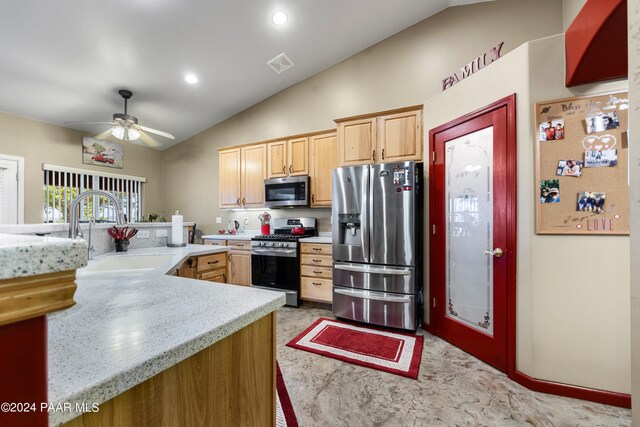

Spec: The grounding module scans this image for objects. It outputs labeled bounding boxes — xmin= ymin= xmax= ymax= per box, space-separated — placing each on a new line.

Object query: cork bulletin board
xmin=535 ymin=91 xmax=629 ymax=235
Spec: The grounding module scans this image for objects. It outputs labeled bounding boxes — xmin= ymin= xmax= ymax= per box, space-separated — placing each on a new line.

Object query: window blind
xmin=42 ymin=164 xmax=146 ymax=224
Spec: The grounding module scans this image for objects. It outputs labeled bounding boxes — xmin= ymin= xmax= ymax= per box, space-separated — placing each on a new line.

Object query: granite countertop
xmin=47 ymin=245 xmax=286 ymax=426
xmin=202 ymin=231 xmax=259 ymax=240
xmin=0 ymin=233 xmax=87 ymax=279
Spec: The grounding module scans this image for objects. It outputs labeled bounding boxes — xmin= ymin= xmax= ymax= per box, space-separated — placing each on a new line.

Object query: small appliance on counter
xmin=251 ymin=217 xmax=317 ymax=306
xmin=332 ymin=161 xmax=424 ymax=330
xmin=264 ymin=176 xmax=309 ymax=208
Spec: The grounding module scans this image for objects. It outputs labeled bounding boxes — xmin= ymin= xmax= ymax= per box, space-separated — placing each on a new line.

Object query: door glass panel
xmin=445 ymin=126 xmax=494 ymax=335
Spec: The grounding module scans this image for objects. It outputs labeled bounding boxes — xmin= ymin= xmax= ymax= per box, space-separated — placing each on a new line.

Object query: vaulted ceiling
xmin=0 ymin=0 xmax=490 ymax=149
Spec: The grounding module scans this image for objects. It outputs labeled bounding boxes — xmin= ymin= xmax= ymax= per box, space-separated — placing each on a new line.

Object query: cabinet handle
xmin=208 ymin=260 xmax=219 ymax=265
xmin=312 ymin=282 xmax=322 ymax=286
xmin=237 ymin=197 xmax=240 ymax=206
xmin=289 ymin=165 xmax=292 ymax=174
xmin=228 ymin=254 xmax=231 ymax=261
xmin=312 ymin=259 xmax=322 ymax=263
xmin=311 ymin=194 xmax=315 ymax=204
xmin=223 ymin=274 xmax=226 ymax=282
xmin=282 ymin=165 xmax=286 ymax=174
xmin=242 ymin=197 xmax=245 ymax=206
xmin=382 ymin=148 xmax=385 ymax=160
xmin=372 ymin=149 xmax=376 ymax=161
xmin=312 ymin=248 xmax=322 ymax=251
xmin=313 ymin=270 xmax=323 ymax=274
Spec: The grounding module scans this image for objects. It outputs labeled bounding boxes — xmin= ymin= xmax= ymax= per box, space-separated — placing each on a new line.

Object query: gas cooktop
xmin=251 ymin=217 xmax=317 ymax=242
xmin=252 ymin=234 xmax=314 ymax=241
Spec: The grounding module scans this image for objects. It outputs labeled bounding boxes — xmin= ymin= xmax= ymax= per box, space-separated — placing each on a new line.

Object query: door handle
xmin=483 ymin=248 xmax=504 ymax=258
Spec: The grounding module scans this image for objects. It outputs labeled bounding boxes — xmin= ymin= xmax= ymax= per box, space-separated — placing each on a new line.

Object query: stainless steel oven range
xmin=251 ymin=217 xmax=317 ymax=307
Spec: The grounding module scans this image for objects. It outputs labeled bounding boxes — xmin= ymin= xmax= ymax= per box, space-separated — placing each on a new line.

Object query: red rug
xmin=276 ymin=363 xmax=298 ymax=427
xmin=286 ymin=318 xmax=423 ymax=379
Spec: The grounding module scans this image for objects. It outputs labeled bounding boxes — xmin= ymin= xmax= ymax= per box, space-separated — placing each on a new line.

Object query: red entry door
xmin=429 ymin=95 xmax=516 ymax=373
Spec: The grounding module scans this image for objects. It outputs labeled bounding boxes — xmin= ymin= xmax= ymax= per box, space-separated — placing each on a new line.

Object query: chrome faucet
xmin=68 ymin=191 xmax=126 ymax=251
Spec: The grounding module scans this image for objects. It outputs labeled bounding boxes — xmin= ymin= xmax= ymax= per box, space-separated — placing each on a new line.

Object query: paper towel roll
xmin=172 ymin=212 xmax=183 ymax=245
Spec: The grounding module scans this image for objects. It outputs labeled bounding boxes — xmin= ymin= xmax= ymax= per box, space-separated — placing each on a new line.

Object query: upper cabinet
xmin=309 ymin=131 xmax=338 ymax=208
xmin=219 ymin=144 xmax=266 ymax=209
xmin=219 ymin=148 xmax=241 ymax=209
xmin=336 ymin=106 xmax=423 ymax=166
xmin=266 ymin=140 xmax=287 ymax=178
xmin=267 ymin=137 xmax=308 ymax=178
xmin=241 ymin=144 xmax=267 ymax=208
xmin=336 ymin=118 xmax=376 ymax=166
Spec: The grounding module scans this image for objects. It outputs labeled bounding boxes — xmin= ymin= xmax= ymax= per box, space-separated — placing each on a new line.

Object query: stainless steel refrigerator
xmin=332 ymin=161 xmax=423 ymax=330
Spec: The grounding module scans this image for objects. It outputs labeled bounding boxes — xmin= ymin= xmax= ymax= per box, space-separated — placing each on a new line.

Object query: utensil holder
xmin=115 ymin=239 xmax=130 ymax=252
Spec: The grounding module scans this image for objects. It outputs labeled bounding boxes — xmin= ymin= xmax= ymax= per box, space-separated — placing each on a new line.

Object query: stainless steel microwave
xmin=264 ymin=176 xmax=309 ymax=208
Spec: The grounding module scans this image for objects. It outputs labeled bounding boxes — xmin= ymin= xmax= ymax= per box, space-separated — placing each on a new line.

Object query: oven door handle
xmin=334 ymin=288 xmax=412 ymax=303
xmin=333 ymin=264 xmax=410 ymax=276
xmin=251 ymin=248 xmax=297 ymax=257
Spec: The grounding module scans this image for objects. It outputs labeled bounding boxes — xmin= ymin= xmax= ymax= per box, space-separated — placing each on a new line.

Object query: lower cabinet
xmin=227 ymin=240 xmax=252 ymax=286
xmin=176 ymin=252 xmax=227 ymax=283
xmin=300 ymin=243 xmax=333 ymax=303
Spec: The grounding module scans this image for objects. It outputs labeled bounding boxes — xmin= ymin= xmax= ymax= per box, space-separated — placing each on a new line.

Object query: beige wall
xmin=424 ymin=35 xmax=630 ymax=394
xmin=0 ymin=113 xmax=163 ymax=223
xmin=563 ymin=0 xmax=587 ymax=30
xmin=628 ymin=0 xmax=640 ymax=423
xmin=162 ymin=0 xmax=564 ymax=234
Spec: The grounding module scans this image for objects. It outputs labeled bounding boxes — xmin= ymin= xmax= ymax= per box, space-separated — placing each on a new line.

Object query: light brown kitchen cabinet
xmin=287 ymin=137 xmax=308 ymax=176
xmin=267 ymin=140 xmax=287 ymax=178
xmin=241 ymin=144 xmax=267 ymax=208
xmin=177 ymin=253 xmax=227 ymax=283
xmin=336 ymin=118 xmax=376 ymax=166
xmin=335 ymin=106 xmax=423 ymax=166
xmin=377 ymin=109 xmax=423 ymax=162
xmin=267 ymin=137 xmax=308 ymax=178
xmin=218 ymin=148 xmax=242 ymax=208
xmin=300 ymin=243 xmax=333 ymax=303
xmin=309 ymin=132 xmax=338 ymax=207
xmin=227 ymin=240 xmax=252 ymax=286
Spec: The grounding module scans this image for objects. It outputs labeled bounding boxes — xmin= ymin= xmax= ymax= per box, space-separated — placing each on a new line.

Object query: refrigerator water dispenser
xmin=338 ymin=214 xmax=361 ymax=246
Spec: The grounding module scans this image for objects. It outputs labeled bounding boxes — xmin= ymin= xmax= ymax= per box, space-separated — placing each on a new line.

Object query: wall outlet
xmin=216 ymin=217 xmax=222 ymax=224
xmin=156 ymin=229 xmax=167 ymax=237
xmin=137 ymin=230 xmax=150 ymax=239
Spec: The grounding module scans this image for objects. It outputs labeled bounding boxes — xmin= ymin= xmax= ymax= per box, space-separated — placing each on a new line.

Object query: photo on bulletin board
xmin=534 ymin=90 xmax=629 ymax=235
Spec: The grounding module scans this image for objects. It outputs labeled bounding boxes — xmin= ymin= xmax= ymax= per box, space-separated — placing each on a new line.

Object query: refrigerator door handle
xmin=361 ymin=165 xmax=370 ymax=263
xmin=334 ymin=264 xmax=411 ymax=276
xmin=334 ymin=288 xmax=413 ymax=303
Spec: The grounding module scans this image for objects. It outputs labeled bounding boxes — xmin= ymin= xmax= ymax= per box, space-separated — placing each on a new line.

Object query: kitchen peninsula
xmin=0 ymin=235 xmax=285 ymax=426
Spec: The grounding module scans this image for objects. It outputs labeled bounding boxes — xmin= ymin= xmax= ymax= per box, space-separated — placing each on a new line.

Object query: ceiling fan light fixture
xmin=111 ymin=126 xmax=140 ymax=141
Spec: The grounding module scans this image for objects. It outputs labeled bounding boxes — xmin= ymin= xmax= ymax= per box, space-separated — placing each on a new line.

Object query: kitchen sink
xmin=78 ymin=254 xmax=173 ymax=275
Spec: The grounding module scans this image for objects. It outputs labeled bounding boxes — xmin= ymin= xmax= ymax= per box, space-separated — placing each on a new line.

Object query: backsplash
xmin=3 ymin=223 xmax=190 ymax=257
xmin=227 ymin=208 xmax=331 ymax=234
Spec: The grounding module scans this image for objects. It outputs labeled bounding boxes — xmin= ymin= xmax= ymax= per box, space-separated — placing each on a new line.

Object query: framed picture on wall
xmin=82 ymin=137 xmax=123 ymax=169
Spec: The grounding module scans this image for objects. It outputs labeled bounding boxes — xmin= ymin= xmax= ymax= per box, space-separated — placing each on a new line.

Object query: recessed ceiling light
xmin=185 ymin=74 xmax=198 ymax=84
xmin=271 ymin=11 xmax=288 ymax=26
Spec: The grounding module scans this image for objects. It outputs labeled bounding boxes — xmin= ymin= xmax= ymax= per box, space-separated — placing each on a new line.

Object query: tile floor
xmin=276 ymin=306 xmax=631 ymax=427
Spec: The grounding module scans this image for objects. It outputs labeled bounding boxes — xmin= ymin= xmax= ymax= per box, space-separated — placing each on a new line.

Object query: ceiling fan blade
xmin=139 ymin=125 xmax=175 ymax=140
xmin=93 ymin=128 xmax=115 ymax=140
xmin=138 ymin=130 xmax=162 ymax=148
xmin=64 ymin=121 xmax=116 ymax=126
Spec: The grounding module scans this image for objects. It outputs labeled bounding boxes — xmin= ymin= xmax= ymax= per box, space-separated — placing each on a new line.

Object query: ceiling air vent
xmin=267 ymin=53 xmax=295 ymax=74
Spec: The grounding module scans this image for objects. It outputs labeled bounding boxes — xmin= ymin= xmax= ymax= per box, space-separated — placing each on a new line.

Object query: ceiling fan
xmin=65 ymin=89 xmax=175 ymax=147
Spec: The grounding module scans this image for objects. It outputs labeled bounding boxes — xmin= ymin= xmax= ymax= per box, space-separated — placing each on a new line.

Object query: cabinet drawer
xmin=301 ymin=265 xmax=333 ymax=279
xmin=301 ymin=243 xmax=332 ymax=255
xmin=301 ymin=277 xmax=333 ymax=303
xmin=301 ymin=254 xmax=332 ymax=267
xmin=197 ymin=252 xmax=228 ymax=272
xmin=204 ymin=239 xmax=227 ymax=246
xmin=228 ymin=240 xmax=251 ymax=250
xmin=198 ymin=268 xmax=227 ymax=283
